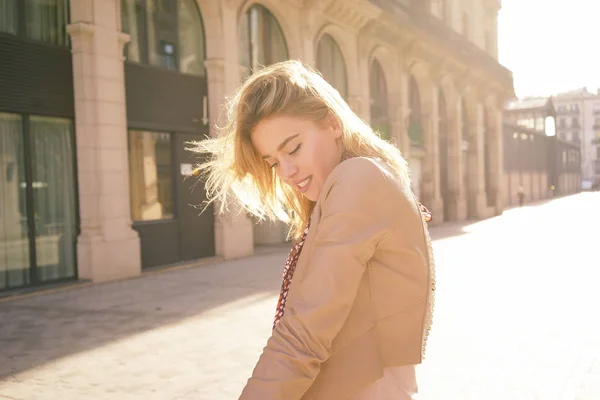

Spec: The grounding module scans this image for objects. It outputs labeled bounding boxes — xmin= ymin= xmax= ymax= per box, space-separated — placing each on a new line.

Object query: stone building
xmin=0 ymin=0 xmax=513 ymax=291
xmin=504 ymin=97 xmax=580 ymax=206
xmin=553 ymin=88 xmax=600 ymax=189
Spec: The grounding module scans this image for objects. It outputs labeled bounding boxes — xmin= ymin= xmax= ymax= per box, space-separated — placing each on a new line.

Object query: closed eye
xmin=267 ymin=143 xmax=301 ymax=169
xmin=289 ymin=143 xmax=301 ymax=155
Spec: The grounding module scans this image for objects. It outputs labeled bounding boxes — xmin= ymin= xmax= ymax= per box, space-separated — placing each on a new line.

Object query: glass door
xmin=0 ymin=113 xmax=30 ymax=289
xmin=30 ymin=116 xmax=77 ymax=283
xmin=0 ymin=113 xmax=77 ymax=290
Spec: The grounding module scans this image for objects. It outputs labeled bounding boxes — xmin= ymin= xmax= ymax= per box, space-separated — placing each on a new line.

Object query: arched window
xmin=316 ymin=34 xmax=348 ymax=99
xmin=239 ymin=4 xmax=288 ymax=76
xmin=408 ymin=76 xmax=424 ymax=147
xmin=0 ymin=0 xmax=69 ymax=47
xmin=370 ymin=60 xmax=390 ymax=140
xmin=122 ymin=0 xmax=206 ymax=76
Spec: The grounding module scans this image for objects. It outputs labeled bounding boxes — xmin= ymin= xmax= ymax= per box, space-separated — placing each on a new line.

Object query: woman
xmin=192 ymin=60 xmax=435 ymax=400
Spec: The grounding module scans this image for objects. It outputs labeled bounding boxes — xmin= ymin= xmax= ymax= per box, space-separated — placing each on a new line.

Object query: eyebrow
xmin=262 ymin=134 xmax=300 ymax=159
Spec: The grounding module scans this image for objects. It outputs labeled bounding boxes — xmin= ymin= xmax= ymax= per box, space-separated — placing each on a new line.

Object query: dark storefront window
xmin=370 ymin=60 xmax=390 ymax=140
xmin=316 ymin=34 xmax=348 ymax=100
xmin=128 ymin=130 xmax=174 ymax=222
xmin=122 ymin=0 xmax=206 ymax=76
xmin=239 ymin=4 xmax=288 ymax=76
xmin=0 ymin=113 xmax=76 ymax=290
xmin=0 ymin=0 xmax=69 ymax=47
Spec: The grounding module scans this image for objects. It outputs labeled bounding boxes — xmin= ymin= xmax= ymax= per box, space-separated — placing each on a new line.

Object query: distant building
xmin=552 ymin=88 xmax=600 ymax=188
xmin=504 ymin=98 xmax=581 ymax=206
xmin=593 ymin=131 xmax=600 ymax=189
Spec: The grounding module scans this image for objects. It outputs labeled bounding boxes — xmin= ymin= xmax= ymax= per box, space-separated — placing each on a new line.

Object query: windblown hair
xmin=189 ymin=60 xmax=410 ymax=240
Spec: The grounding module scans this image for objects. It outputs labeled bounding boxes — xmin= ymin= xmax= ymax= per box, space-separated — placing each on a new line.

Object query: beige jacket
xmin=240 ymin=157 xmax=436 ymax=400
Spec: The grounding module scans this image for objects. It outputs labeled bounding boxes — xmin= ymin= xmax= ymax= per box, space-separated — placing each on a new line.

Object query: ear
xmin=325 ymin=113 xmax=343 ymax=139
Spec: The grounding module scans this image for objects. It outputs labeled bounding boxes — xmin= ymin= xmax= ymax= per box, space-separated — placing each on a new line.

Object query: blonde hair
xmin=189 ymin=60 xmax=410 ymax=240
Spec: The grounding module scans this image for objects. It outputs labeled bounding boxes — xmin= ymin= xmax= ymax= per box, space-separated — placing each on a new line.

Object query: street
xmin=0 ymin=192 xmax=599 ymax=400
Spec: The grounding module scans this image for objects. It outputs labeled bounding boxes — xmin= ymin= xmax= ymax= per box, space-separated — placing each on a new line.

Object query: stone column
xmin=493 ymin=107 xmax=505 ymax=215
xmin=67 ymin=0 xmax=141 ymax=283
xmin=348 ymin=95 xmax=370 ymax=121
xmin=470 ymin=102 xmax=489 ymax=219
xmin=446 ymin=100 xmax=467 ymax=221
xmin=421 ymin=86 xmax=444 ymax=224
xmin=204 ymin=48 xmax=254 ymax=260
xmin=397 ymin=70 xmax=411 ymax=156
xmin=388 ymin=79 xmax=408 ymax=155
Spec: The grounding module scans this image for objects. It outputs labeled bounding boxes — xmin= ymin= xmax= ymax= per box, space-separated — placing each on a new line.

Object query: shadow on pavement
xmin=0 ymin=208 xmax=524 ymax=381
xmin=0 ymin=251 xmax=288 ymax=380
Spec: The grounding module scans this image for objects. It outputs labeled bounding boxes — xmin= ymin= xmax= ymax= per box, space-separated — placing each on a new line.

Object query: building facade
xmin=504 ymin=98 xmax=580 ymax=206
xmin=594 ymin=132 xmax=600 ymax=189
xmin=553 ymin=88 xmax=600 ymax=189
xmin=0 ymin=0 xmax=513 ymax=291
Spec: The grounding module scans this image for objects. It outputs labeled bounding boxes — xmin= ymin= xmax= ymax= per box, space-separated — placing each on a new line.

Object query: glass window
xmin=146 ymin=0 xmax=178 ymax=71
xmin=239 ymin=4 xmax=288 ymax=76
xmin=121 ymin=0 xmax=206 ymax=76
xmin=29 ymin=116 xmax=77 ymax=283
xmin=177 ymin=0 xmax=206 ymax=76
xmin=535 ymin=117 xmax=544 ymax=132
xmin=122 ymin=0 xmax=144 ymax=62
xmin=370 ymin=60 xmax=390 ymax=141
xmin=128 ymin=130 xmax=174 ymax=222
xmin=0 ymin=113 xmax=29 ymax=290
xmin=316 ymin=34 xmax=348 ymax=100
xmin=25 ymin=0 xmax=69 ymax=46
xmin=0 ymin=0 xmax=69 ymax=46
xmin=0 ymin=0 xmax=18 ymax=34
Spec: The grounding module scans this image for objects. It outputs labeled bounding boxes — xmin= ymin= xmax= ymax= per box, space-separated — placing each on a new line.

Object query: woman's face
xmin=251 ymin=114 xmax=343 ymax=202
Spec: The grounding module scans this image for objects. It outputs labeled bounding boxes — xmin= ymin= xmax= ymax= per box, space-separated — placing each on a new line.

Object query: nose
xmin=278 ymin=159 xmax=298 ymax=182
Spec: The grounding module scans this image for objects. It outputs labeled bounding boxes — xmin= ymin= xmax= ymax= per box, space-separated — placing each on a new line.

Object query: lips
xmin=295 ymin=176 xmax=312 ymax=193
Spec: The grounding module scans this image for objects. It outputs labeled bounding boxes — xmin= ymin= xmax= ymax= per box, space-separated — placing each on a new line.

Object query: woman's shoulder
xmin=328 ymin=156 xmax=392 ymax=184
xmin=318 ymin=157 xmax=399 ymax=205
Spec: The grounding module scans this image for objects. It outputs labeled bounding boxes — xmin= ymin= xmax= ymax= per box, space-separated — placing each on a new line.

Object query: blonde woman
xmin=192 ymin=60 xmax=435 ymax=400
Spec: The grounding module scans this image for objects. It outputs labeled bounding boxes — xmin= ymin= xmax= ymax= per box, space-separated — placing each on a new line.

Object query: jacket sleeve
xmin=239 ymin=158 xmax=395 ymax=400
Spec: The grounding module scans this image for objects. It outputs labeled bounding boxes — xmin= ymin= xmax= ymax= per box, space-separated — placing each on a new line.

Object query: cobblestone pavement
xmin=1 ymin=192 xmax=599 ymax=400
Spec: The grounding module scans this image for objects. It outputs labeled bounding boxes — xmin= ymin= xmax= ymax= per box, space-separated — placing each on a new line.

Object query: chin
xmin=303 ymin=191 xmax=318 ymax=202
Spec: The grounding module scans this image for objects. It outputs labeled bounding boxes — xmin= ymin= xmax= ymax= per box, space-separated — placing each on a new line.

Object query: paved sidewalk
xmin=1 ymin=192 xmax=599 ymax=400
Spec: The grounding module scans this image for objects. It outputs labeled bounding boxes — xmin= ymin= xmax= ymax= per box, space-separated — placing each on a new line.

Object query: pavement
xmin=0 ymin=192 xmax=599 ymax=400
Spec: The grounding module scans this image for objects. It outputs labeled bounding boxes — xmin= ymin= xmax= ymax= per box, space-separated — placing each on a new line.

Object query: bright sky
xmin=498 ymin=0 xmax=599 ymax=98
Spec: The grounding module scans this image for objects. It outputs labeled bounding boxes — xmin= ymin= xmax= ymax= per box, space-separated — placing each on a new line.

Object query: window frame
xmin=122 ymin=0 xmax=207 ymax=77
xmin=239 ymin=3 xmax=289 ymax=75
xmin=127 ymin=128 xmax=177 ymax=223
xmin=316 ymin=33 xmax=348 ymax=100
xmin=0 ymin=0 xmax=71 ymax=48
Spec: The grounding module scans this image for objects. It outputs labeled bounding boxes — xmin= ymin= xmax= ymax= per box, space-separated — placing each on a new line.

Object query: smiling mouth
xmin=296 ymin=176 xmax=311 ymax=192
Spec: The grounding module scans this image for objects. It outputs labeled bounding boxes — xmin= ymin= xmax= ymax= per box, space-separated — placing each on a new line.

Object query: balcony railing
xmin=369 ymin=0 xmax=513 ymax=88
